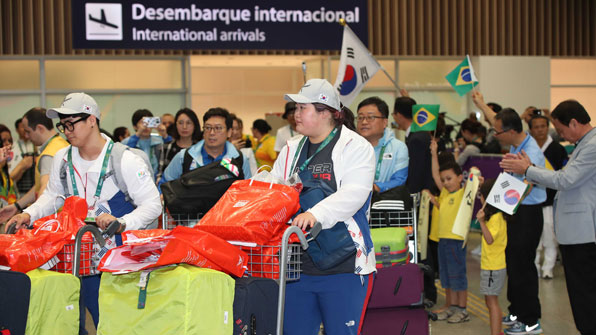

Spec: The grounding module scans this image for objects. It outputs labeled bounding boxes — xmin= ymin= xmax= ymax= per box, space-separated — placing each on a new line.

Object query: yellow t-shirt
xmin=253 ymin=134 xmax=277 ymax=169
xmin=481 ymin=212 xmax=507 ymax=270
xmin=429 ymin=204 xmax=440 ymax=242
xmin=437 ymin=187 xmax=465 ymax=240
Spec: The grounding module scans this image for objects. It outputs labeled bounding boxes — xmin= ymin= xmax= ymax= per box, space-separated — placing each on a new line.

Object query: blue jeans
xmin=438 ymin=238 xmax=468 ymax=291
xmin=284 ymin=273 xmax=373 ymax=335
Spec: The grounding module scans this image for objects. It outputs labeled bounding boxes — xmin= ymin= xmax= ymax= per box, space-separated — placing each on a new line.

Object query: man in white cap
xmin=5 ymin=92 xmax=162 ymax=331
xmin=0 ymin=107 xmax=69 ymax=224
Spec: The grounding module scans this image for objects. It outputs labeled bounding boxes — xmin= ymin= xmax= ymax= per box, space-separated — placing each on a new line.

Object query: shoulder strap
xmin=182 ymin=149 xmax=193 ymax=174
xmin=109 ymin=142 xmax=154 ymax=208
xmin=59 ymin=148 xmax=72 ymax=198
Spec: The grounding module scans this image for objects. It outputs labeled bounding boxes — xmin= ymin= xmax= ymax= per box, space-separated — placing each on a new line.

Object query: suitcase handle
xmin=400 ymin=319 xmax=409 ymax=335
xmin=393 ymin=276 xmax=402 ymax=296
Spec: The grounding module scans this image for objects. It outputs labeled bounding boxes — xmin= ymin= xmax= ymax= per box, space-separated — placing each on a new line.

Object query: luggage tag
xmin=137 ymin=270 xmax=151 ymax=309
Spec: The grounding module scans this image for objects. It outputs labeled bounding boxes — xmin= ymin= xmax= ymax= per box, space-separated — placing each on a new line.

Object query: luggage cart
xmin=161 ymin=211 xmax=203 ymax=230
xmin=6 ymin=220 xmax=120 ymax=277
xmin=230 ymin=224 xmax=311 ymax=335
xmin=370 ymin=193 xmax=419 ymax=263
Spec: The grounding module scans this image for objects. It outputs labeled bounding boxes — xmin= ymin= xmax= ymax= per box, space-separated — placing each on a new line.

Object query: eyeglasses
xmin=491 ymin=127 xmax=511 ymax=136
xmin=204 ymin=125 xmax=225 ymax=133
xmin=56 ymin=115 xmax=90 ymax=133
xmin=357 ymin=115 xmax=386 ymax=122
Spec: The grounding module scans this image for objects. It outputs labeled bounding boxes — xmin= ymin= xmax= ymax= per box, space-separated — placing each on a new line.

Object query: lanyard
xmin=290 ymin=128 xmax=338 ymax=174
xmin=375 ymin=145 xmax=387 ymax=181
xmin=290 ymin=127 xmax=294 ymax=137
xmin=67 ymin=141 xmax=114 ymax=205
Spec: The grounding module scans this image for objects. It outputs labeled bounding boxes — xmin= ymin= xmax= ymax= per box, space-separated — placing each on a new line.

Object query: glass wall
xmin=0 ymin=57 xmax=186 ymax=139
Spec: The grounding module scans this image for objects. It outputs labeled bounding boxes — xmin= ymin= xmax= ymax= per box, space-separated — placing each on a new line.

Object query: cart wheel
xmin=428 ymin=311 xmax=438 ymax=321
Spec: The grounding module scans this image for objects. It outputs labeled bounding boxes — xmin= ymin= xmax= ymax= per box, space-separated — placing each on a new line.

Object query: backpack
xmin=59 ymin=142 xmax=154 ymax=208
xmin=161 ymin=152 xmax=244 ymax=217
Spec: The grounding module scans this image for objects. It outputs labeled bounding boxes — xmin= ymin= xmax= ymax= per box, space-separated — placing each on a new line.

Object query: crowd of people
xmin=0 ymin=78 xmax=594 ymax=335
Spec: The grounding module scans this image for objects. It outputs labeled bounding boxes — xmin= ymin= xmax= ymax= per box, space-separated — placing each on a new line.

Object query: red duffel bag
xmin=194 ymin=179 xmax=300 ymax=244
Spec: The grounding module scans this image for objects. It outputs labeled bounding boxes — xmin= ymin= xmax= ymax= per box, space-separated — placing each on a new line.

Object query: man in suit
xmin=501 ymin=100 xmax=596 ymax=335
xmin=392 ymin=96 xmax=433 ymax=193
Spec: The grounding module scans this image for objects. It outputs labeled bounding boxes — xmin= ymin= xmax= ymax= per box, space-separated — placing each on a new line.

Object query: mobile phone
xmin=143 ymin=117 xmax=161 ymax=128
xmin=533 ymin=109 xmax=543 ymax=116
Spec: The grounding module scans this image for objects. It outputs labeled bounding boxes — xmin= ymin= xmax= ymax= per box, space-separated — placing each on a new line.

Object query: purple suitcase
xmin=367 ymin=263 xmax=424 ymax=309
xmin=361 ymin=307 xmax=429 ymax=335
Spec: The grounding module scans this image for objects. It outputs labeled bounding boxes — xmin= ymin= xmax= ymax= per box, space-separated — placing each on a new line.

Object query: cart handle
xmin=73 ymin=220 xmax=120 ymax=277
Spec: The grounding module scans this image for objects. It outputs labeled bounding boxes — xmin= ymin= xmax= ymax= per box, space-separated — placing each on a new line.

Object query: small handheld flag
xmin=445 ymin=55 xmax=478 ymax=96
xmin=486 ymin=173 xmax=531 ymax=215
xmin=411 ymin=104 xmax=439 ymax=132
xmin=333 ymin=24 xmax=381 ymax=106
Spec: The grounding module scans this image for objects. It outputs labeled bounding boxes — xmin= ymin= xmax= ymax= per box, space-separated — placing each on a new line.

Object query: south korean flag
xmin=486 ymin=173 xmax=531 ymax=215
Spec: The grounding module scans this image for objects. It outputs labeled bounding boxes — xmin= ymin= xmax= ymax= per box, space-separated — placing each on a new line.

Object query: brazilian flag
xmin=445 ymin=55 xmax=478 ymax=96
xmin=411 ymin=104 xmax=439 ymax=132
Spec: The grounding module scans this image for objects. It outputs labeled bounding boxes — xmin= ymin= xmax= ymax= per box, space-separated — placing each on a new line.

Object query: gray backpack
xmin=59 ymin=142 xmax=154 ymax=207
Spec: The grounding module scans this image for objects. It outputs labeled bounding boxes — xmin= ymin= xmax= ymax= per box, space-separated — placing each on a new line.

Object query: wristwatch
xmin=116 ymin=218 xmax=127 ymax=233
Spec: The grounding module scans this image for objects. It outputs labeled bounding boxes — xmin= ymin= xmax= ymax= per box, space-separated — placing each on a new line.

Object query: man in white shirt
xmin=6 ymin=92 xmax=162 ymax=331
xmin=8 ymin=118 xmax=36 ymax=195
xmin=274 ymin=102 xmax=298 ymax=153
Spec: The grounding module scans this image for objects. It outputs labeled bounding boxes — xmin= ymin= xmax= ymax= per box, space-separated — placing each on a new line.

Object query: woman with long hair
xmin=157 ymin=108 xmax=202 ymax=180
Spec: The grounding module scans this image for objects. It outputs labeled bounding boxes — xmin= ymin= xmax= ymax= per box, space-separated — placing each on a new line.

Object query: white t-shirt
xmin=274 ymin=125 xmax=298 ymax=152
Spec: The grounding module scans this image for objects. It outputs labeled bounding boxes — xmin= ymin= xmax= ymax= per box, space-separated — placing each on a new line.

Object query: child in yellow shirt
xmin=477 ymin=178 xmax=508 ymax=335
xmin=424 ymin=139 xmax=469 ymax=324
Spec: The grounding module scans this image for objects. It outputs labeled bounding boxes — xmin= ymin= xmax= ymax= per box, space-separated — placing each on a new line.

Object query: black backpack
xmin=161 ymin=150 xmax=244 ymax=217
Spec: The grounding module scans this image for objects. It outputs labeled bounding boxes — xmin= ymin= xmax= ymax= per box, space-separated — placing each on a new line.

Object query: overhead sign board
xmin=72 ymin=1 xmax=368 ymax=50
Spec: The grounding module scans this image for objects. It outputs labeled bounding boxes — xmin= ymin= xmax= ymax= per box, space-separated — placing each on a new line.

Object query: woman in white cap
xmin=271 ymin=79 xmax=376 ymax=335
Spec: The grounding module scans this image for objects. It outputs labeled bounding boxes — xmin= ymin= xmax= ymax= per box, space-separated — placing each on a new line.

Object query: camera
xmin=143 ymin=117 xmax=161 ymax=128
xmin=532 ymin=109 xmax=543 ymax=116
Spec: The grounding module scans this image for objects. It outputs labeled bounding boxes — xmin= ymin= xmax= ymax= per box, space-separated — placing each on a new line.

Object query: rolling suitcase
xmin=367 ymin=263 xmax=424 ymax=309
xmin=361 ymin=307 xmax=429 ymax=335
xmin=98 ymin=264 xmax=235 ymax=335
xmin=0 ymin=270 xmax=31 ymax=335
xmin=371 ymin=227 xmax=409 ymax=268
xmin=233 ymin=277 xmax=279 ymax=335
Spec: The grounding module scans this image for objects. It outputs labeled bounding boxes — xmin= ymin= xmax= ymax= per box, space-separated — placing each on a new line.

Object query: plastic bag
xmin=195 ymin=179 xmax=300 ymax=244
xmin=98 ymin=226 xmax=247 ymax=277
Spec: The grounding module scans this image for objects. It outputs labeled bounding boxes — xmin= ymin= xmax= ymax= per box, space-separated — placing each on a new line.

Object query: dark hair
xmin=231 ymin=113 xmax=244 ymax=128
xmin=495 ymin=108 xmax=523 ymax=133
xmin=439 ymin=160 xmax=463 ymax=176
xmin=551 ymin=100 xmax=591 ymax=126
xmin=23 ymin=107 xmax=53 ymax=130
xmin=113 ymin=127 xmax=128 ymax=142
xmin=487 ymin=102 xmax=502 ymax=113
xmin=460 ymin=119 xmax=483 ymax=135
xmin=438 ymin=151 xmax=456 ymax=166
xmin=434 ymin=117 xmax=446 ymax=138
xmin=252 ymin=119 xmax=272 ymax=134
xmin=393 ymin=97 xmax=417 ymax=119
xmin=132 ymin=109 xmax=153 ymax=126
xmin=312 ymin=103 xmax=356 ymax=131
xmin=528 ymin=115 xmax=550 ymax=129
xmin=171 ymin=108 xmax=202 ymax=143
xmin=479 ymin=178 xmax=512 ymax=223
xmin=283 ymin=102 xmax=297 ymax=119
xmin=14 ymin=118 xmax=23 ymax=130
xmin=0 ymin=124 xmax=11 ymax=136
xmin=358 ymin=96 xmax=389 ymax=118
xmin=204 ymin=107 xmax=233 ymax=129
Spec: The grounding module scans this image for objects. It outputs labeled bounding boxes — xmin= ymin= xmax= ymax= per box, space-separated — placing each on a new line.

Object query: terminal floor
xmin=85 ymin=232 xmax=578 ymax=335
xmin=431 ymin=232 xmax=576 ymax=335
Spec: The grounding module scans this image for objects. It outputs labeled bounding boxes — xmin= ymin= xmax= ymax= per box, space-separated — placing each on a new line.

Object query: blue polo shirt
xmin=201 ymin=145 xmax=227 ymax=165
xmin=510 ymin=132 xmax=546 ymax=205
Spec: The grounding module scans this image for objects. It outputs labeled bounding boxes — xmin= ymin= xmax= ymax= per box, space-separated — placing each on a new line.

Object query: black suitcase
xmin=0 ymin=270 xmax=31 ymax=335
xmin=233 ymin=277 xmax=278 ymax=335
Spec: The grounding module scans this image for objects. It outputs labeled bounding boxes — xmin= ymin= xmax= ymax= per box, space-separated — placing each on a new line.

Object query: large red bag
xmin=0 ymin=197 xmax=89 ymax=273
xmin=194 ymin=179 xmax=300 ymax=244
xmin=98 ymin=226 xmax=248 ymax=277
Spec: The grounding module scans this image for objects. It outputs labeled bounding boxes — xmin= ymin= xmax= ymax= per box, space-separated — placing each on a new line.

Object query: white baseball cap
xmin=47 ymin=92 xmax=101 ymax=120
xmin=284 ymin=79 xmax=341 ymax=111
